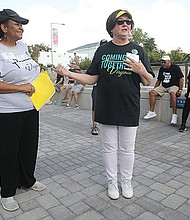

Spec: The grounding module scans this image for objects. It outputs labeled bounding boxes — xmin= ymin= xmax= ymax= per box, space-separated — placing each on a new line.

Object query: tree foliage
xmin=130 ymin=28 xmax=188 ymax=63
xmin=130 ymin=28 xmax=147 ymax=45
xmin=27 ymin=27 xmax=189 ymax=67
xmin=69 ymin=53 xmax=91 ymax=70
xmin=69 ymin=52 xmax=81 ymax=66
xmin=130 ymin=28 xmax=160 ymax=62
xmin=169 ymin=48 xmax=187 ymax=62
xmin=79 ymin=57 xmax=91 ymax=70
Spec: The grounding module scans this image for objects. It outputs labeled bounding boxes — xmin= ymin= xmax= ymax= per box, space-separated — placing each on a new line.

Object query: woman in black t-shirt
xmin=54 ymin=9 xmax=154 ymax=200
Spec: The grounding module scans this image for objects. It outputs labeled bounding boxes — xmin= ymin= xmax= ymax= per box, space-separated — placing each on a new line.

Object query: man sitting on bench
xmin=144 ymin=55 xmax=184 ymax=124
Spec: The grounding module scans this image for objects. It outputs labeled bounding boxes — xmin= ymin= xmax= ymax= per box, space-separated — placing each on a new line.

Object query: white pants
xmin=99 ymin=124 xmax=138 ymax=182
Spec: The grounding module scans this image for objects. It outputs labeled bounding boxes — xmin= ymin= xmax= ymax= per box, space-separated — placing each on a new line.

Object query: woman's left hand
xmin=21 ymin=83 xmax=35 ymax=96
xmin=124 ymin=56 xmax=153 ymax=86
xmin=123 ymin=56 xmax=146 ymax=75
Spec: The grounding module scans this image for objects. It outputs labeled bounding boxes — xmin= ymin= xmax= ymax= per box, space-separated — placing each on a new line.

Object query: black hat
xmin=0 ymin=9 xmax=29 ymax=24
xmin=106 ymin=9 xmax=134 ymax=37
xmin=100 ymin=39 xmax=108 ymax=46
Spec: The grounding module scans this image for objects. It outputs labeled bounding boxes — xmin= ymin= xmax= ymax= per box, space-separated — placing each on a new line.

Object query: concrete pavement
xmin=0 ymin=103 xmax=190 ymax=220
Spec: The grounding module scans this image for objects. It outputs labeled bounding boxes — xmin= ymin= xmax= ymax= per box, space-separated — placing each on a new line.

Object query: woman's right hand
xmin=52 ymin=65 xmax=71 ymax=77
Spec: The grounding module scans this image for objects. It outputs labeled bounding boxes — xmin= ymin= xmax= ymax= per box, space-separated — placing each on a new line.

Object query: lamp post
xmin=50 ymin=22 xmax=65 ymax=67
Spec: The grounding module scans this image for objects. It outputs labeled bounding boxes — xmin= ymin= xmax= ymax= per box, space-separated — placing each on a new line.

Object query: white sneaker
xmin=121 ymin=180 xmax=133 ymax=199
xmin=46 ymin=100 xmax=53 ymax=105
xmin=171 ymin=114 xmax=178 ymax=124
xmin=144 ymin=111 xmax=157 ymax=119
xmin=74 ymin=104 xmax=79 ymax=109
xmin=1 ymin=197 xmax=19 ymax=212
xmin=30 ymin=181 xmax=46 ymax=191
xmin=108 ymin=180 xmax=119 ymax=200
xmin=65 ymin=104 xmax=71 ymax=109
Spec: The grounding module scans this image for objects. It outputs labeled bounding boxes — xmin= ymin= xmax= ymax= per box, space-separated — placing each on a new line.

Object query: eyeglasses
xmin=116 ymin=19 xmax=133 ymax=25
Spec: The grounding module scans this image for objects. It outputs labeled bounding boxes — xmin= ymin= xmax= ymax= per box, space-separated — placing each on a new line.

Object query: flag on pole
xmin=52 ymin=28 xmax=58 ymax=46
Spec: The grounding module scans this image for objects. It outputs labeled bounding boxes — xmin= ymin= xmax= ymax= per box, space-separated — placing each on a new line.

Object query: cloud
xmin=134 ymin=0 xmax=190 ymax=52
xmin=23 ymin=5 xmax=65 ymax=47
xmin=21 ymin=0 xmax=190 ymax=53
xmin=22 ymin=0 xmax=132 ymax=51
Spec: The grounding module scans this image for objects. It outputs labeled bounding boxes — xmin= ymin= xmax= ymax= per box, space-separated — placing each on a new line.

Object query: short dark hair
xmin=106 ymin=9 xmax=134 ymax=38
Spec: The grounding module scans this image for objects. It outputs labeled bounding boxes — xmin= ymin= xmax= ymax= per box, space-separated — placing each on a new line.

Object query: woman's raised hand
xmin=52 ymin=64 xmax=70 ymax=77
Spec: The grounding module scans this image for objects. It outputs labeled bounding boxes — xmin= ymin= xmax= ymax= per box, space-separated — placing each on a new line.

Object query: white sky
xmin=1 ymin=0 xmax=190 ymax=53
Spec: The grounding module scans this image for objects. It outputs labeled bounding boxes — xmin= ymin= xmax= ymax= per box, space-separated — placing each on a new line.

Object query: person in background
xmin=40 ymin=67 xmax=45 ymax=72
xmin=179 ymin=72 xmax=190 ymax=132
xmin=144 ymin=55 xmax=184 ymax=124
xmin=91 ymin=39 xmax=108 ymax=135
xmin=60 ymin=61 xmax=76 ymax=103
xmin=47 ymin=72 xmax=64 ymax=104
xmin=65 ymin=65 xmax=85 ymax=109
xmin=54 ymin=9 xmax=154 ymax=200
xmin=0 ymin=9 xmax=46 ymax=212
xmin=54 ymin=74 xmax=64 ymax=93
xmin=60 ymin=77 xmax=74 ymax=103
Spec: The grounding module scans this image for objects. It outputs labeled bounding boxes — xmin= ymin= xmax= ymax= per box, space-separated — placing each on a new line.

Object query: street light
xmin=50 ymin=22 xmax=65 ymax=67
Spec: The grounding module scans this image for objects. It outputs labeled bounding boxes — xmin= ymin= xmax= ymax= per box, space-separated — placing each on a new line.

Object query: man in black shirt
xmin=144 ymin=55 xmax=184 ymax=124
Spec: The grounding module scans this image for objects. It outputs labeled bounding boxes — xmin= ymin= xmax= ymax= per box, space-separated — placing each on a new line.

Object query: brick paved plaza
xmin=0 ymin=104 xmax=190 ymax=220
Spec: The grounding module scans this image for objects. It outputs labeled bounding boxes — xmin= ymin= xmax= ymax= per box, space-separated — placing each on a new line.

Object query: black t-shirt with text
xmin=86 ymin=41 xmax=154 ymax=126
xmin=158 ymin=64 xmax=183 ymax=88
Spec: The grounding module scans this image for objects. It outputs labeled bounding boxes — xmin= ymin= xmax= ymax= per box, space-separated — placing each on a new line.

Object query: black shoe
xmin=179 ymin=124 xmax=187 ymax=132
xmin=91 ymin=126 xmax=99 ymax=135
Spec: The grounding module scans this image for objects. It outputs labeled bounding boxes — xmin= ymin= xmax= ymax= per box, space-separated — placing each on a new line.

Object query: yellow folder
xmin=30 ymin=71 xmax=55 ymax=111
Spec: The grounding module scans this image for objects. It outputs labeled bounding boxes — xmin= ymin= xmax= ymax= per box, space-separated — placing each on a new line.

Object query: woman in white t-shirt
xmin=0 ymin=9 xmax=46 ymax=212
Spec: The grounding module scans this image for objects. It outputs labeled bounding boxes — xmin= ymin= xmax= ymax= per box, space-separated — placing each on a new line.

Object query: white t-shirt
xmin=0 ymin=41 xmax=40 ymax=113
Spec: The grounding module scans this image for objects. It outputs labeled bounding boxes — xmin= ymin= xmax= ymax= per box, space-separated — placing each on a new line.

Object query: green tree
xmin=147 ymin=50 xmax=162 ymax=63
xmin=144 ymin=38 xmax=158 ymax=54
xmin=69 ymin=52 xmax=81 ymax=67
xmin=130 ymin=28 xmax=147 ymax=45
xmin=131 ymin=28 xmax=158 ymax=53
xmin=169 ymin=48 xmax=187 ymax=62
xmin=79 ymin=57 xmax=91 ymax=70
xmin=130 ymin=28 xmax=160 ymax=62
xmin=69 ymin=55 xmax=91 ymax=70
xmin=130 ymin=28 xmax=190 ymax=63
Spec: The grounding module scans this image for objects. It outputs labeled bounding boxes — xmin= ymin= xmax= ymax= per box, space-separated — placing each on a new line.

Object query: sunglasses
xmin=161 ymin=61 xmax=167 ymax=64
xmin=116 ymin=19 xmax=133 ymax=25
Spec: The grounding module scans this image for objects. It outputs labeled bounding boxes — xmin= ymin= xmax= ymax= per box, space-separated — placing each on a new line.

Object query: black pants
xmin=182 ymin=98 xmax=190 ymax=124
xmin=91 ymin=85 xmax=97 ymax=112
xmin=0 ymin=109 xmax=39 ymax=197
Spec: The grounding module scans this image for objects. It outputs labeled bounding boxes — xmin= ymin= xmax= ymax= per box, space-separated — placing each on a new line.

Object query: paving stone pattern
xmin=0 ymin=104 xmax=190 ymax=220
